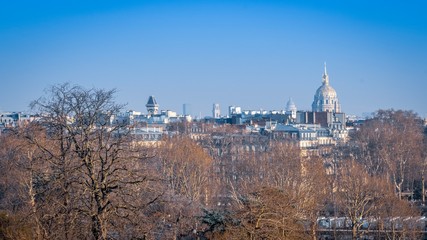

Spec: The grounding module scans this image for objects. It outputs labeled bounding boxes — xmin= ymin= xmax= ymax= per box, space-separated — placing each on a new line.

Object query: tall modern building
xmin=146 ymin=96 xmax=159 ymax=115
xmin=312 ymin=63 xmax=341 ymax=113
xmin=213 ymin=103 xmax=221 ymax=118
xmin=183 ymin=104 xmax=191 ymax=116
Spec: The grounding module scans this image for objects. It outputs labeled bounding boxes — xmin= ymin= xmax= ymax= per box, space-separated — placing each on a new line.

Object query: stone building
xmin=312 ymin=63 xmax=341 ymax=113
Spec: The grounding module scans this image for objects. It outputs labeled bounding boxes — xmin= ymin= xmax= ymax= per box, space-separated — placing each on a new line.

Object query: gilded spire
xmin=322 ymin=62 xmax=329 ymax=85
xmin=324 ymin=62 xmax=327 ymax=75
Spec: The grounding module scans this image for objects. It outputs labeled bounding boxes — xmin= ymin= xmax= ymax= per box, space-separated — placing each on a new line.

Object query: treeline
xmin=0 ymin=84 xmax=425 ymax=240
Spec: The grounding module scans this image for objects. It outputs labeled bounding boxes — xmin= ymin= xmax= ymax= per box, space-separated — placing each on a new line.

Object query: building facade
xmin=213 ymin=103 xmax=221 ymax=118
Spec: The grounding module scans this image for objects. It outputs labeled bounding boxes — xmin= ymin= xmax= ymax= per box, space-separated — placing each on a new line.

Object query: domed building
xmin=312 ymin=63 xmax=341 ymax=113
xmin=286 ymin=97 xmax=297 ymax=119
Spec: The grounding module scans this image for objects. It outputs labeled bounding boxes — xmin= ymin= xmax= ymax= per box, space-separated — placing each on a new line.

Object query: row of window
xmin=0 ymin=119 xmax=14 ymax=123
xmin=323 ymin=99 xmax=335 ymax=104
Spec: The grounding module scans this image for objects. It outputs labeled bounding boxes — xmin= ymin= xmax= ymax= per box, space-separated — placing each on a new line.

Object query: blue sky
xmin=0 ymin=0 xmax=426 ymax=117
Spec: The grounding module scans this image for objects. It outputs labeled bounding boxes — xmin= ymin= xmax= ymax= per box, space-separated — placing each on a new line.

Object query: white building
xmin=286 ymin=98 xmax=297 ymax=119
xmin=213 ymin=103 xmax=221 ymax=118
xmin=312 ymin=63 xmax=341 ymax=113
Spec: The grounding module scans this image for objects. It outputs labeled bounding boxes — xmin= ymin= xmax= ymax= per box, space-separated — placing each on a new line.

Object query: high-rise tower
xmin=183 ymin=104 xmax=191 ymax=116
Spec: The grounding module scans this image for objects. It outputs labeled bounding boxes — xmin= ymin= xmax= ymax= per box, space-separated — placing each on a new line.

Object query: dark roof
xmin=146 ymin=96 xmax=158 ymax=106
xmin=274 ymin=124 xmax=299 ymax=132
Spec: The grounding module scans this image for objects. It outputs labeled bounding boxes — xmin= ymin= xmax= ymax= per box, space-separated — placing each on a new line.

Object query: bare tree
xmin=157 ymin=136 xmax=212 ymax=204
xmin=218 ymin=141 xmax=328 ymax=239
xmin=26 ymin=83 xmax=159 ymax=239
xmin=149 ymin=136 xmax=214 ymax=238
xmin=351 ymin=109 xmax=424 ymax=199
xmin=336 ymin=161 xmax=394 ymax=240
xmin=229 ymin=186 xmax=308 ymax=239
xmin=0 ymin=132 xmax=41 ymax=240
xmin=374 ymin=190 xmax=422 ymax=240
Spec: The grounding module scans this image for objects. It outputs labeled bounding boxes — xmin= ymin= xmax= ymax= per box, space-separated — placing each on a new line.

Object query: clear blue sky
xmin=1 ymin=0 xmax=426 ymax=117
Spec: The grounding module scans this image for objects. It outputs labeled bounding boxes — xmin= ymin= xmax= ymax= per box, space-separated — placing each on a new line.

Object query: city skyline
xmin=1 ymin=1 xmax=426 ymax=117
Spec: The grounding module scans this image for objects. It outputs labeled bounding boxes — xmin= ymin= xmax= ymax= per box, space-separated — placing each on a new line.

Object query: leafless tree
xmin=0 ymin=132 xmax=42 ymax=239
xmin=351 ymin=109 xmax=424 ymax=199
xmin=157 ymin=136 xmax=212 ymax=204
xmin=374 ymin=191 xmax=422 ymax=240
xmin=228 ymin=186 xmax=308 ymax=239
xmin=335 ymin=161 xmax=389 ymax=240
xmin=218 ymin=141 xmax=328 ymax=239
xmin=26 ymin=83 xmax=160 ymax=239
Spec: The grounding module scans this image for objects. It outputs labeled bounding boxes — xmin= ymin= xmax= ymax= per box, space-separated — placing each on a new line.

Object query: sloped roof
xmin=274 ymin=124 xmax=299 ymax=132
xmin=146 ymin=96 xmax=158 ymax=106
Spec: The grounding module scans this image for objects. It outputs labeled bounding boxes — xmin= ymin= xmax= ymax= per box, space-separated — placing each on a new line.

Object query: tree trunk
xmin=311 ymin=222 xmax=317 ymax=240
xmin=422 ymin=176 xmax=425 ymax=205
xmin=92 ymin=215 xmax=102 ymax=240
xmin=29 ymin=169 xmax=44 ymax=240
xmin=352 ymin=225 xmax=358 ymax=240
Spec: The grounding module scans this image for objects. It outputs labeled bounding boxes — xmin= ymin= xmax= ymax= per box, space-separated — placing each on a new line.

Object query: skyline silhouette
xmin=1 ymin=1 xmax=426 ymax=117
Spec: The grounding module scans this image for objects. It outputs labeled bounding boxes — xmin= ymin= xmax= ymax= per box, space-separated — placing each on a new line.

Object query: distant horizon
xmin=0 ymin=79 xmax=424 ymax=119
xmin=0 ymin=87 xmax=421 ymax=120
xmin=1 ymin=1 xmax=426 ymax=117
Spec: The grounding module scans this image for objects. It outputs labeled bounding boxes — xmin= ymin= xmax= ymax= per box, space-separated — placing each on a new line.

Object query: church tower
xmin=312 ymin=63 xmax=341 ymax=113
xmin=146 ymin=96 xmax=159 ymax=115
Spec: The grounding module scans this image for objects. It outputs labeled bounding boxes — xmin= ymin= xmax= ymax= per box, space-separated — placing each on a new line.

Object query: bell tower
xmin=146 ymin=96 xmax=159 ymax=115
